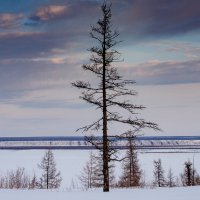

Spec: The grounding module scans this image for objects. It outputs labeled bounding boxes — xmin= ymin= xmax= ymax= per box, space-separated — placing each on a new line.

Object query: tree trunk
xmin=102 ymin=19 xmax=109 ymax=192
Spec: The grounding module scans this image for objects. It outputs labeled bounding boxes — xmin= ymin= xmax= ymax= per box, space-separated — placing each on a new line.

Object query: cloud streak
xmin=121 ymin=59 xmax=200 ymax=85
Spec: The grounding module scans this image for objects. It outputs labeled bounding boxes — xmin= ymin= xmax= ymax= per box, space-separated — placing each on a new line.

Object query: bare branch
xmin=76 ymin=118 xmax=103 ymax=132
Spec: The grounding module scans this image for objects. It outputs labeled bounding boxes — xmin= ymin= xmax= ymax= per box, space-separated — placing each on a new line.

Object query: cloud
xmin=30 ymin=5 xmax=68 ymax=22
xmin=165 ymin=42 xmax=200 ymax=59
xmin=28 ymin=1 xmax=100 ymax=27
xmin=1 ymin=0 xmax=199 ymax=45
xmin=29 ymin=57 xmax=66 ymax=64
xmin=0 ymin=13 xmax=23 ymax=29
xmin=0 ymin=86 xmax=81 ymax=109
xmin=0 ymin=31 xmax=73 ymax=59
xmin=109 ymin=0 xmax=200 ymax=39
xmin=121 ymin=59 xmax=200 ymax=85
xmin=0 ymin=51 xmax=89 ymax=92
xmin=28 ymin=0 xmax=200 ymax=38
xmin=0 ymin=0 xmax=199 ymax=92
xmin=48 ymin=57 xmax=66 ymax=64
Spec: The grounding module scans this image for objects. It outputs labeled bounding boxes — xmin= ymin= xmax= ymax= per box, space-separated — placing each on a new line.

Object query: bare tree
xmin=38 ymin=150 xmax=62 ymax=189
xmin=29 ymin=173 xmax=37 ymax=189
xmin=79 ymin=152 xmax=96 ymax=189
xmin=79 ymin=151 xmax=115 ymax=189
xmin=92 ymin=151 xmax=116 ymax=188
xmin=181 ymin=161 xmax=191 ymax=186
xmin=193 ymin=173 xmax=200 ymax=186
xmin=118 ymin=132 xmax=141 ymax=187
xmin=0 ymin=167 xmax=34 ymax=189
xmin=69 ymin=178 xmax=79 ymax=190
xmin=153 ymin=159 xmax=166 ymax=187
xmin=180 ymin=160 xmax=200 ymax=186
xmin=73 ymin=2 xmax=159 ymax=192
xmin=167 ymin=168 xmax=176 ymax=187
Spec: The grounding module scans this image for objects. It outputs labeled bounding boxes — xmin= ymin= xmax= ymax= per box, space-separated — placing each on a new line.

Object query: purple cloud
xmin=121 ymin=59 xmax=200 ymax=85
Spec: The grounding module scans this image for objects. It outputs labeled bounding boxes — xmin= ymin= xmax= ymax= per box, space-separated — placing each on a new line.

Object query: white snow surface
xmin=1 ymin=187 xmax=200 ymax=200
xmin=1 ymin=150 xmax=200 ymax=199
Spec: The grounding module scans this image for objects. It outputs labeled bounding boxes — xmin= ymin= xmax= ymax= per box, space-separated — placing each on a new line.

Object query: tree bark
xmin=102 ymin=16 xmax=109 ymax=192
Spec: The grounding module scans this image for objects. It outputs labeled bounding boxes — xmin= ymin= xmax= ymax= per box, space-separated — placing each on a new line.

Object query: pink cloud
xmin=32 ymin=5 xmax=68 ymax=21
xmin=0 ymin=13 xmax=23 ymax=29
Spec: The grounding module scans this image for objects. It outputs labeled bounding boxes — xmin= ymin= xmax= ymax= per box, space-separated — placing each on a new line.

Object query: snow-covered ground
xmin=1 ymin=187 xmax=200 ymax=200
xmin=0 ymin=150 xmax=200 ymax=199
xmin=0 ymin=150 xmax=200 ymax=188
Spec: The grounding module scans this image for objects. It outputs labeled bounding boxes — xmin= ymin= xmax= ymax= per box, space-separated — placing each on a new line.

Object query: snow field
xmin=0 ymin=150 xmax=200 ymax=188
xmin=1 ymin=187 xmax=200 ymax=200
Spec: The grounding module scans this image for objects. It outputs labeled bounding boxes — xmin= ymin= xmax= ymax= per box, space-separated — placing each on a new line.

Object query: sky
xmin=0 ymin=0 xmax=200 ymax=137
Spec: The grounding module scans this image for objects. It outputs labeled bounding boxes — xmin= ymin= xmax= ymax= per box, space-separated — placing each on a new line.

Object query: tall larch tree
xmin=118 ymin=131 xmax=141 ymax=187
xmin=153 ymin=159 xmax=166 ymax=187
xmin=167 ymin=168 xmax=176 ymax=187
xmin=79 ymin=151 xmax=96 ymax=189
xmin=38 ymin=150 xmax=62 ymax=189
xmin=73 ymin=2 xmax=159 ymax=192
